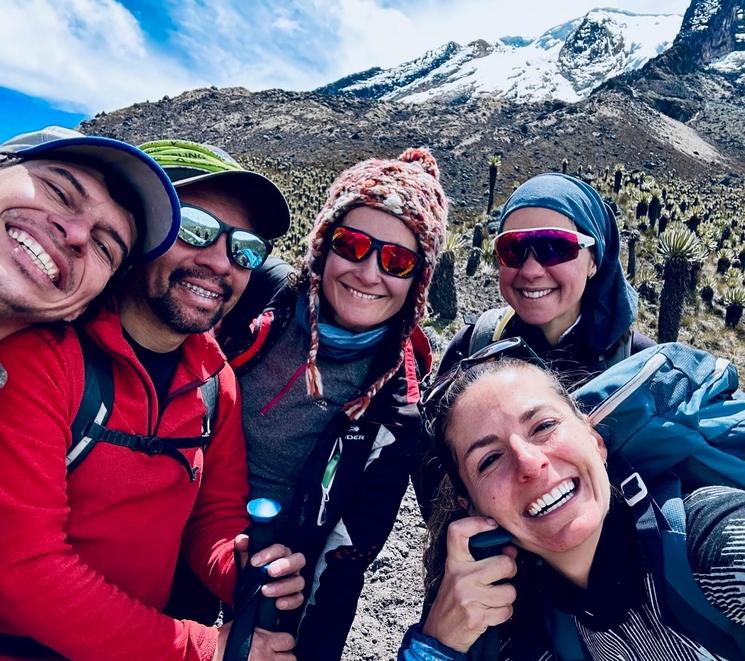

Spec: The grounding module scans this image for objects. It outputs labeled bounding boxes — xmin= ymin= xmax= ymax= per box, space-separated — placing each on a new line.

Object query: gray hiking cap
xmin=1 ymin=126 xmax=181 ymax=261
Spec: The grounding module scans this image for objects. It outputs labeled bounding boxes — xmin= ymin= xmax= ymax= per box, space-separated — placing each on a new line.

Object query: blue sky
xmin=0 ymin=0 xmax=690 ymax=142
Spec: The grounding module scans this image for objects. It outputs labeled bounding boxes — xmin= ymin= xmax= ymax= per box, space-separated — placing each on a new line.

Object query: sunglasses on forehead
xmin=495 ymin=226 xmax=595 ymax=269
xmin=178 ymin=204 xmax=272 ymax=270
xmin=330 ymin=226 xmax=422 ymax=279
xmin=421 ymin=336 xmax=547 ymax=435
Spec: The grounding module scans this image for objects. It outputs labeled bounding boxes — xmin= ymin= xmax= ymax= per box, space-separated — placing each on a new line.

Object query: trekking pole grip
xmin=246 ymin=498 xmax=282 ymax=631
xmin=224 ymin=498 xmax=282 ymax=661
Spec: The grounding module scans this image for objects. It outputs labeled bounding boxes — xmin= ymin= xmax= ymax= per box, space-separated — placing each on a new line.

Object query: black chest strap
xmin=67 ymin=336 xmax=218 ymax=481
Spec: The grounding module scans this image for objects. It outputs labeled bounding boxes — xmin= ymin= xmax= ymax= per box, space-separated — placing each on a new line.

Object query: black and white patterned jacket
xmin=222 ymin=279 xmax=431 ymax=661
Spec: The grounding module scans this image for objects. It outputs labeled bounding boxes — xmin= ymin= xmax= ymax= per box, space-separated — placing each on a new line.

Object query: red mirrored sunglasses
xmin=330 ymin=226 xmax=421 ymax=278
xmin=495 ymin=226 xmax=596 ymax=268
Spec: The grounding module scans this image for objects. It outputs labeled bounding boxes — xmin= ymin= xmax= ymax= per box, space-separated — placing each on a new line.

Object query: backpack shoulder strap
xmin=67 ymin=336 xmax=216 ymax=481
xmin=618 ymin=472 xmax=745 ymax=659
xmin=468 ymin=306 xmax=515 ymax=356
xmin=653 ymin=480 xmax=745 ymax=658
xmin=409 ymin=324 xmax=433 ymax=377
xmin=226 ymin=284 xmax=298 ymax=375
xmin=228 ymin=309 xmax=275 ymax=373
xmin=67 ymin=336 xmax=114 ymax=472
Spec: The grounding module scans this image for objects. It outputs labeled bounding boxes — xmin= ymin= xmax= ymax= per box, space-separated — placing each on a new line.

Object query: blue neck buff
xmin=295 ymin=296 xmax=390 ymax=360
xmin=500 ymin=173 xmax=638 ymax=355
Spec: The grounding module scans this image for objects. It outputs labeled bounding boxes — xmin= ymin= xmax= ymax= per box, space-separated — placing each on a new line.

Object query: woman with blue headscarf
xmin=439 ymin=172 xmax=651 ymax=378
xmin=413 ymin=173 xmax=653 ymax=522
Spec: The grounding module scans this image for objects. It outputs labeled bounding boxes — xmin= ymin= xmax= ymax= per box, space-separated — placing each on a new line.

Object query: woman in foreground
xmin=401 ymin=353 xmax=745 ymax=660
xmin=415 ymin=172 xmax=653 ymax=523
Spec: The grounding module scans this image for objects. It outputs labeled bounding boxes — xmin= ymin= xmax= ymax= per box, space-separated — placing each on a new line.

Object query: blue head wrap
xmin=499 ymin=173 xmax=637 ymax=355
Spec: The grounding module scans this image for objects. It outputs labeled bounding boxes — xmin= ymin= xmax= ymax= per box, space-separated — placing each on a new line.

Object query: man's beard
xmin=0 ymin=278 xmax=40 ymax=318
xmin=146 ymin=267 xmax=232 ymax=334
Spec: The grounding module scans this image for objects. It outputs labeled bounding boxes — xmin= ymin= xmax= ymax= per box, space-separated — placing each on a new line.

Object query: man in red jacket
xmin=0 ymin=126 xmax=181 ymax=342
xmin=0 ymin=141 xmax=300 ymax=660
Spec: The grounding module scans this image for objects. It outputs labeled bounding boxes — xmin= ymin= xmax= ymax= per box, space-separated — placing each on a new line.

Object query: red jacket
xmin=0 ymin=307 xmax=249 ymax=660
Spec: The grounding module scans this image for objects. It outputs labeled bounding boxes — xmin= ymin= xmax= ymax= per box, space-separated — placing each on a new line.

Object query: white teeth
xmin=526 ymin=478 xmax=576 ymax=517
xmin=521 ymin=288 xmax=552 ymax=299
xmin=181 ymin=281 xmax=220 ymax=299
xmin=345 ymin=285 xmax=381 ymax=301
xmin=8 ymin=228 xmax=60 ymax=283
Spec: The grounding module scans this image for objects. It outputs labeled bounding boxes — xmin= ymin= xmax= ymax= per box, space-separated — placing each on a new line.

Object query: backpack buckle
xmin=620 ymin=472 xmax=648 ymax=506
xmin=136 ymin=436 xmax=164 ymax=455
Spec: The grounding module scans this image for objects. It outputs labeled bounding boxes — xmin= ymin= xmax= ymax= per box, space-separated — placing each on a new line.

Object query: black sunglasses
xmin=178 ymin=203 xmax=272 ymax=270
xmin=421 ymin=336 xmax=546 ymax=436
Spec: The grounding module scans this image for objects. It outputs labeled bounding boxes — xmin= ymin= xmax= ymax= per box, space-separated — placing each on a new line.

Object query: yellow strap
xmin=491 ymin=306 xmax=515 ymax=342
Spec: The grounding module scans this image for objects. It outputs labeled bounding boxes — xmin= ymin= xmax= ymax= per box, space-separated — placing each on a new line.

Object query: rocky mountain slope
xmin=81 ymin=83 xmax=741 ymax=238
xmin=608 ymin=0 xmax=745 ymax=155
xmin=316 ymin=9 xmax=682 ymax=104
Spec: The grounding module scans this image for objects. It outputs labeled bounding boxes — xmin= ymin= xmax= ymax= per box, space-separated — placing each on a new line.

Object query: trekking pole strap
xmin=224 ymin=582 xmax=262 ymax=661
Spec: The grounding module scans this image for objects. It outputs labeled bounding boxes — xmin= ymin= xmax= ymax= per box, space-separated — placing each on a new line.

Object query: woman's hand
xmin=422 ymin=516 xmax=517 ymax=653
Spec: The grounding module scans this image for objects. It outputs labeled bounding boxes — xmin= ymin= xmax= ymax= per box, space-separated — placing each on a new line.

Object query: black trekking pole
xmin=224 ymin=497 xmax=282 ymax=661
xmin=467 ymin=529 xmax=513 ymax=661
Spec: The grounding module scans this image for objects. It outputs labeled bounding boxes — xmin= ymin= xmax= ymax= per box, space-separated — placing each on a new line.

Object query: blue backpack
xmin=540 ymin=342 xmax=745 ymax=660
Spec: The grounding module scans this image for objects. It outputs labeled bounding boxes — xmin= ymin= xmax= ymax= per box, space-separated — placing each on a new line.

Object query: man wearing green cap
xmin=0 ymin=126 xmax=181 ymax=342
xmin=0 ymin=140 xmax=300 ymax=660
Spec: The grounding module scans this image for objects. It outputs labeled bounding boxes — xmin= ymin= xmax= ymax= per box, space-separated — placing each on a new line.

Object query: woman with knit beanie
xmin=414 ymin=172 xmax=653 ymax=522
xmin=219 ymin=148 xmax=448 ymax=660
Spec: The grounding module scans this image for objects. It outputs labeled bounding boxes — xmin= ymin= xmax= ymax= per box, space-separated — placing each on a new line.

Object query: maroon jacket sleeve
xmin=0 ymin=329 xmax=219 ymax=661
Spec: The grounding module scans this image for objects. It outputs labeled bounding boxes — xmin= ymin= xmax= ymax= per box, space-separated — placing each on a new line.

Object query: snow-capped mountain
xmin=619 ymin=0 xmax=744 ymax=141
xmin=316 ymin=8 xmax=683 ymax=104
xmin=675 ymin=0 xmax=745 ymax=73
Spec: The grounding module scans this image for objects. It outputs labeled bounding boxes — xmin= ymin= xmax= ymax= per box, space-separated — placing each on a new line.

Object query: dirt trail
xmin=343 ymin=485 xmax=427 ymax=660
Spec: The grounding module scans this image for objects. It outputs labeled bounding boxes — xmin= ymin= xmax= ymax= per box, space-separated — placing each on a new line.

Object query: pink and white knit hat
xmin=304 ymin=147 xmax=448 ymax=419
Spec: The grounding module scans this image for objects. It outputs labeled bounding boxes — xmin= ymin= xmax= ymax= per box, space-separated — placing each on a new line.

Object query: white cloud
xmin=274 ymin=16 xmax=302 ymax=32
xmin=325 ymin=0 xmax=415 ymax=72
xmin=0 ymin=0 xmax=203 ymax=112
xmin=166 ymin=0 xmax=328 ymax=90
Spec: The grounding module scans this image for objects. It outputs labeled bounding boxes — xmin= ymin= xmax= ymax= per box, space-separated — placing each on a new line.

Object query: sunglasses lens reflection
xmin=332 ymin=228 xmax=372 ymax=261
xmin=231 ymin=232 xmax=269 ymax=270
xmin=331 ymin=227 xmax=420 ymax=278
xmin=179 ymin=207 xmax=221 ymax=248
xmin=180 ymin=205 xmax=269 ymax=270
xmin=380 ymin=244 xmax=419 ymax=277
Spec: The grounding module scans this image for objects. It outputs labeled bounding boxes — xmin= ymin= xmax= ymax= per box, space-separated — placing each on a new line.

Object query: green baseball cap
xmin=140 ymin=140 xmax=291 ymax=241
